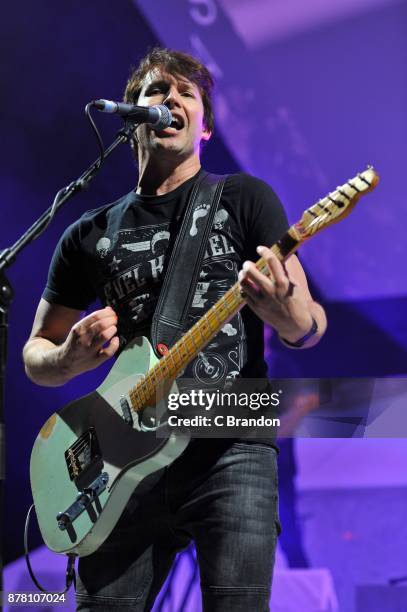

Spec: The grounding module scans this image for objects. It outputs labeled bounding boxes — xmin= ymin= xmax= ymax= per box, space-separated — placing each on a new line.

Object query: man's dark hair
xmin=124 ymin=47 xmax=215 ymax=134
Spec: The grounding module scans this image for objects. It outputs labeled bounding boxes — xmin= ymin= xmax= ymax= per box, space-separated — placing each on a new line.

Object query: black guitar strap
xmin=151 ymin=171 xmax=227 ymax=355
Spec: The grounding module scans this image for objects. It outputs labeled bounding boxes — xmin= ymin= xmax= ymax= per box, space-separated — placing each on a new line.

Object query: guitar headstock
xmin=296 ymin=167 xmax=379 ymax=240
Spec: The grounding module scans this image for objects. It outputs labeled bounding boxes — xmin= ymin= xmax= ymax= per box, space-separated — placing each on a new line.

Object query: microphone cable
xmin=30 ymin=101 xmax=106 ymax=241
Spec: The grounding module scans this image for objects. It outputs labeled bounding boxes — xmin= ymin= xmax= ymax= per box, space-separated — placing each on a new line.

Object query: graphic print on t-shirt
xmin=188 ymin=208 xmax=247 ymax=386
xmin=100 ymin=223 xmax=170 ymax=333
xmin=98 ymin=209 xmax=247 ymax=385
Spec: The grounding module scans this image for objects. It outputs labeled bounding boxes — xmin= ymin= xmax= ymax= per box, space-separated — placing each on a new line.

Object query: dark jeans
xmin=76 ymin=439 xmax=280 ymax=612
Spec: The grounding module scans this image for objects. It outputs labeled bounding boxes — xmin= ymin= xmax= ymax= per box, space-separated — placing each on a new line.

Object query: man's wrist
xmin=54 ymin=343 xmax=77 ymax=382
xmin=23 ymin=340 xmax=73 ymax=386
xmin=279 ymin=317 xmax=318 ymax=348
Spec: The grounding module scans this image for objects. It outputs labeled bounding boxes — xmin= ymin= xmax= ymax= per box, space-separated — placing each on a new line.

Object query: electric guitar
xmin=30 ymin=167 xmax=379 ymax=557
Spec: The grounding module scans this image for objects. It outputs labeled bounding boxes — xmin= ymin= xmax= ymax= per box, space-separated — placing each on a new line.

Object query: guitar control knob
xmin=76 ymin=492 xmax=91 ymax=506
xmin=56 ymin=512 xmax=70 ymax=529
xmin=101 ymin=473 xmax=109 ymax=485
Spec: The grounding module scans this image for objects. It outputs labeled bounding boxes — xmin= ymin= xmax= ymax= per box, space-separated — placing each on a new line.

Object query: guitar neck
xmin=128 ymin=166 xmax=379 ymax=412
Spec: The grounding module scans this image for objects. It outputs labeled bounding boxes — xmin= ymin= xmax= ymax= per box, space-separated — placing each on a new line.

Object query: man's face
xmin=135 ymin=68 xmax=211 ymax=161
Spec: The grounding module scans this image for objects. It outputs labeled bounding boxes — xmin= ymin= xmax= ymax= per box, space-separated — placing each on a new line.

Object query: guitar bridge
xmin=65 ymin=427 xmax=103 ymax=485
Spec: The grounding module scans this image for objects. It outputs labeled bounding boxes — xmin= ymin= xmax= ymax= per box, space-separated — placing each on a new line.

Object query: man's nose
xmin=163 ymin=86 xmax=181 ymax=108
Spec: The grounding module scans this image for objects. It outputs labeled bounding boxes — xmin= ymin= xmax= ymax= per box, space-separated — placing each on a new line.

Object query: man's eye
xmin=182 ymin=91 xmax=194 ymax=98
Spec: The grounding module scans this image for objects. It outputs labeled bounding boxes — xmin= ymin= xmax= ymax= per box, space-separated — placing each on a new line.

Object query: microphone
xmin=93 ymin=100 xmax=173 ymax=131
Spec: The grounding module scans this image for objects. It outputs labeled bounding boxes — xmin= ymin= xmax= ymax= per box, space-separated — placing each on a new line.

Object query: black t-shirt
xmin=43 ymin=170 xmax=288 ymax=385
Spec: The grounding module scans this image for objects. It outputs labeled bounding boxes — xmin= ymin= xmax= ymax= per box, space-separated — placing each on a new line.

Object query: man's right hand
xmin=23 ymin=300 xmax=121 ymax=387
xmin=58 ymin=306 xmax=120 ymax=379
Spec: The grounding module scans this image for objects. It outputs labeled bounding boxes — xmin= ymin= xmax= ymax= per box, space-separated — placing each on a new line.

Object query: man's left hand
xmin=238 ymin=246 xmax=326 ymax=346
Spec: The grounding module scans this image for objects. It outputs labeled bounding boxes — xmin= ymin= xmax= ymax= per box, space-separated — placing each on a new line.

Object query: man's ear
xmin=201 ymin=128 xmax=212 ymax=142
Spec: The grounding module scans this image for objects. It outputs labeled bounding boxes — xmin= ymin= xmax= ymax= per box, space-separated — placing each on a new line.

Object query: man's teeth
xmin=170 ymin=119 xmax=182 ymax=129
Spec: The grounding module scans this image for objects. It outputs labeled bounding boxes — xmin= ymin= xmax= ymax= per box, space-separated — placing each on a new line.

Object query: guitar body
xmin=30 ymin=336 xmax=190 ymax=557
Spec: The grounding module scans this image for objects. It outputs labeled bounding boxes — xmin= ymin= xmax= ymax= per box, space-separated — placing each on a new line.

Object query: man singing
xmin=23 ymin=48 xmax=326 ymax=611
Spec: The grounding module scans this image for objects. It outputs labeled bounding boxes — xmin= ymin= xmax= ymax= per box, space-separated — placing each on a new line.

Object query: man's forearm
xmin=23 ymin=338 xmax=72 ymax=387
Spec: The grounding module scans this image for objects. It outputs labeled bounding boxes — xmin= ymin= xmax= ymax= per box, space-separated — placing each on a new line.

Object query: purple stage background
xmin=2 ymin=1 xmax=407 ymax=611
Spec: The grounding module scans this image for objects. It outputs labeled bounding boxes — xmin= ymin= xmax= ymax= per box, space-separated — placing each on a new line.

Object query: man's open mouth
xmin=170 ymin=116 xmax=184 ymax=130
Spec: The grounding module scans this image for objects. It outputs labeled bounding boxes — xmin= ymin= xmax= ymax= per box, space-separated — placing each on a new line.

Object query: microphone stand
xmin=0 ymin=119 xmax=136 ymax=590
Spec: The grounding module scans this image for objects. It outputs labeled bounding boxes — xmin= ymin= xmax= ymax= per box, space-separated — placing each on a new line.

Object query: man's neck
xmin=136 ymin=155 xmax=201 ymax=196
